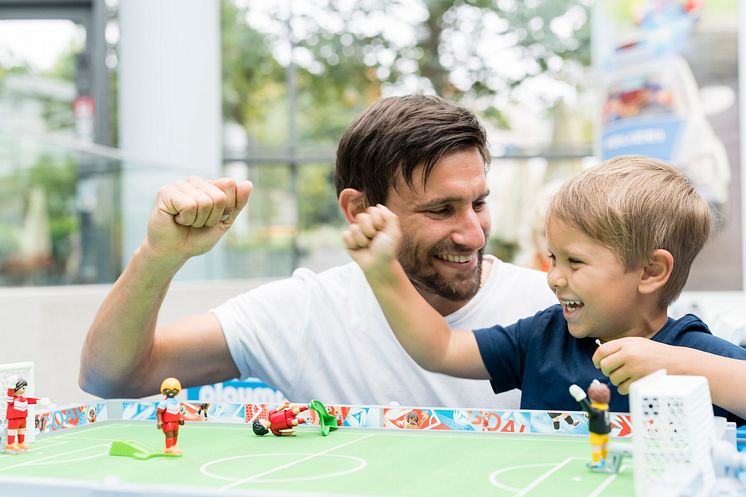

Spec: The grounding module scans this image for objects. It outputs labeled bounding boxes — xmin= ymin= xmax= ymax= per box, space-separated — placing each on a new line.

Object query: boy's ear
xmin=338 ymin=188 xmax=367 ymax=223
xmin=638 ymin=249 xmax=674 ymax=295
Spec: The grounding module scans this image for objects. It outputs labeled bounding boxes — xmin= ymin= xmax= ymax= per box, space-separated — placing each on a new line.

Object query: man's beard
xmin=398 ymin=239 xmax=484 ymax=301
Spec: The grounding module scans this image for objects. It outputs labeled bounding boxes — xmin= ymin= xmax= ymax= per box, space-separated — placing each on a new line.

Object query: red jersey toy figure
xmin=252 ymin=402 xmax=308 ymax=437
xmin=4 ymin=375 xmax=49 ymax=453
xmin=570 ymin=380 xmax=612 ymax=472
xmin=156 ymin=377 xmax=184 ymax=455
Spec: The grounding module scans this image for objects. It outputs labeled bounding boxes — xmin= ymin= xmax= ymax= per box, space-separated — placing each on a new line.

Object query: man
xmin=79 ymin=95 xmax=556 ymax=407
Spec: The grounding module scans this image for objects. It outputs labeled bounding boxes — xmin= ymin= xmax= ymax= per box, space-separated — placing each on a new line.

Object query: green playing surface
xmin=0 ymin=421 xmax=634 ymax=496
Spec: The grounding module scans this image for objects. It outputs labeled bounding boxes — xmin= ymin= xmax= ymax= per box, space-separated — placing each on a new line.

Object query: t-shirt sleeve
xmin=210 ymin=273 xmax=310 ymax=393
xmin=472 ymin=316 xmax=533 ymax=394
xmin=674 ymin=327 xmax=746 ymax=359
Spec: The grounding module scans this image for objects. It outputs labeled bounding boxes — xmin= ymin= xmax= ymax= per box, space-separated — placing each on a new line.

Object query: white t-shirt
xmin=212 ymin=255 xmax=557 ymax=409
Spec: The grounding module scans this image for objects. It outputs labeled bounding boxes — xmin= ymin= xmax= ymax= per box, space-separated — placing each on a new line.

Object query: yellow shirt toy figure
xmin=569 ymin=380 xmax=611 ymax=472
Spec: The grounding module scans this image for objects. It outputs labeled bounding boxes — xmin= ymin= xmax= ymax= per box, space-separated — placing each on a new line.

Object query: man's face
xmin=384 ymin=147 xmax=490 ymax=306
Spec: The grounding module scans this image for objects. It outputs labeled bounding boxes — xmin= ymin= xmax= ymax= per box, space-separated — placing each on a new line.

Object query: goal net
xmin=629 ymin=369 xmax=715 ymax=497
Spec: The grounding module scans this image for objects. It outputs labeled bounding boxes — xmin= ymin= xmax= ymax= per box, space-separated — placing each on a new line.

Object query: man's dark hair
xmin=15 ymin=378 xmax=28 ymax=392
xmin=335 ymin=95 xmax=490 ymax=206
xmin=252 ymin=419 xmax=269 ymax=436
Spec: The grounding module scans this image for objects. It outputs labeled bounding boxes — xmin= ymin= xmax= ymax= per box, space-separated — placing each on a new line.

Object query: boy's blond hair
xmin=548 ymin=155 xmax=711 ymax=307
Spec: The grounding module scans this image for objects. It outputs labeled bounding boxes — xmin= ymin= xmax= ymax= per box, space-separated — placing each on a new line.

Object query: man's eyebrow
xmin=417 ymin=190 xmax=490 ymax=209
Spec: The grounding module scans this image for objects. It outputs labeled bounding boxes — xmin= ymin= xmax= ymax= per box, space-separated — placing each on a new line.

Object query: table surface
xmin=0 ymin=420 xmax=633 ymax=497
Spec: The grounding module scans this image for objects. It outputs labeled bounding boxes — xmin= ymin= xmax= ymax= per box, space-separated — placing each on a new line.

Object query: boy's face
xmin=545 ymin=216 xmax=646 ymax=341
xmin=384 ymin=147 xmax=491 ymax=310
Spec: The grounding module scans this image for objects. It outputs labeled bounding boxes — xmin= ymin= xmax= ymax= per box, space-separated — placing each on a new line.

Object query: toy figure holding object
xmin=156 ymin=378 xmax=184 ymax=454
xmin=252 ymin=402 xmax=308 ymax=437
xmin=570 ymin=380 xmax=611 ymax=471
xmin=4 ymin=375 xmax=49 ymax=453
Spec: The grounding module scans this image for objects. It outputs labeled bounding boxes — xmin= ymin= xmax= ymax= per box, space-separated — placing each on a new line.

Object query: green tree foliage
xmin=223 ymin=0 xmax=592 ymax=139
xmin=222 ymin=0 xmax=593 ymax=234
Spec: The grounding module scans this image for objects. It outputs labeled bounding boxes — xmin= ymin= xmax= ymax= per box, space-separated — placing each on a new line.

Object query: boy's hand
xmin=592 ymin=337 xmax=673 ymax=394
xmin=343 ymin=204 xmax=401 ymax=275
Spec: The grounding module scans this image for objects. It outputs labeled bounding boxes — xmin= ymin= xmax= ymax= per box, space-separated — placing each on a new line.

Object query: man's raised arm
xmin=79 ymin=177 xmax=252 ymax=398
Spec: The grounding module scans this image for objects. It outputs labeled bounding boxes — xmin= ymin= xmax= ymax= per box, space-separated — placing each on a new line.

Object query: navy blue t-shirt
xmin=473 ymin=305 xmax=746 ymax=424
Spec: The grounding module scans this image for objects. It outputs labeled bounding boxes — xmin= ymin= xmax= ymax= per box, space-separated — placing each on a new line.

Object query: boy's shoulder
xmin=656 ymin=314 xmax=746 ymax=358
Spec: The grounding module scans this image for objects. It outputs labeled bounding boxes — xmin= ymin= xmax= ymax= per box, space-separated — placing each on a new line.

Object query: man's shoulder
xmin=229 ymin=262 xmax=371 ymax=312
xmin=233 ymin=262 xmax=364 ymax=296
xmin=297 ymin=261 xmax=364 ymax=282
xmin=286 ymin=262 xmax=369 ymax=295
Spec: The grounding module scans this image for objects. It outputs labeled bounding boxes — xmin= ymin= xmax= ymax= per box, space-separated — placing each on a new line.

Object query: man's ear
xmin=638 ymin=249 xmax=674 ymax=295
xmin=338 ymin=188 xmax=368 ymax=223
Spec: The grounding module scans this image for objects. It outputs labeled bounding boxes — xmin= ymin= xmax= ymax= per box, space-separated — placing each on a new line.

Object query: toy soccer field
xmin=0 ymin=421 xmax=633 ymax=497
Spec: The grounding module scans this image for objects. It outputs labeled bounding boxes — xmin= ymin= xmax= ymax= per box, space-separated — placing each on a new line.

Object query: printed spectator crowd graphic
xmin=594 ymin=0 xmax=742 ymax=290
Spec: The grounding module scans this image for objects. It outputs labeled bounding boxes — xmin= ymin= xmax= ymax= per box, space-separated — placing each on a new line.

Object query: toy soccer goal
xmin=0 ymin=362 xmax=37 ymax=445
xmin=629 ymin=370 xmax=715 ymax=497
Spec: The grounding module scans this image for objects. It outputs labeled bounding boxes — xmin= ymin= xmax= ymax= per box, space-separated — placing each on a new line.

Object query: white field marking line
xmin=43 ymin=422 xmax=120 ymax=439
xmin=377 ymin=430 xmax=592 ymax=443
xmin=587 ymin=464 xmax=630 ymax=497
xmin=0 ymin=444 xmax=110 ymax=473
xmin=488 ymin=458 xmax=587 ymax=493
xmin=0 ymin=439 xmax=68 ymax=459
xmin=2 ymin=439 xmax=69 ymax=457
xmin=30 ymin=440 xmax=66 ymax=448
xmin=489 ymin=463 xmax=561 ymax=492
xmin=25 ymin=450 xmax=110 ymax=467
xmin=45 ymin=435 xmax=137 ymax=442
xmin=513 ymin=457 xmax=574 ymax=497
xmin=219 ymin=433 xmax=375 ymax=491
xmin=202 ymin=453 xmax=368 ymax=484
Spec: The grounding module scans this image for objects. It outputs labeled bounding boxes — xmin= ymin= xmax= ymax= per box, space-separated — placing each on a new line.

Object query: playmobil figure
xmin=4 ymin=375 xmax=48 ymax=453
xmin=197 ymin=403 xmax=209 ymax=420
xmin=156 ymin=377 xmax=184 ymax=454
xmin=252 ymin=402 xmax=308 ymax=437
xmin=570 ymin=380 xmax=611 ymax=471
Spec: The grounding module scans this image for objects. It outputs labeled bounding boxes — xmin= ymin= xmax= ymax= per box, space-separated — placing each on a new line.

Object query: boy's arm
xmin=343 ymin=205 xmax=489 ymax=379
xmin=593 ymin=338 xmax=746 ymax=418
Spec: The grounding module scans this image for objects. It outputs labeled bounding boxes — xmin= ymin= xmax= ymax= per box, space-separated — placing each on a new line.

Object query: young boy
xmin=344 ymin=155 xmax=746 ymax=422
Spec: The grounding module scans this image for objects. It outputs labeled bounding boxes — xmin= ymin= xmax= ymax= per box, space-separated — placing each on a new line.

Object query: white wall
xmin=0 ymin=279 xmax=270 ymax=405
xmin=118 ymin=0 xmax=222 ymax=281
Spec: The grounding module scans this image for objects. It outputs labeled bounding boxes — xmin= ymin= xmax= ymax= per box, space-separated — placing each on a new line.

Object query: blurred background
xmin=0 ymin=0 xmax=743 ymax=403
